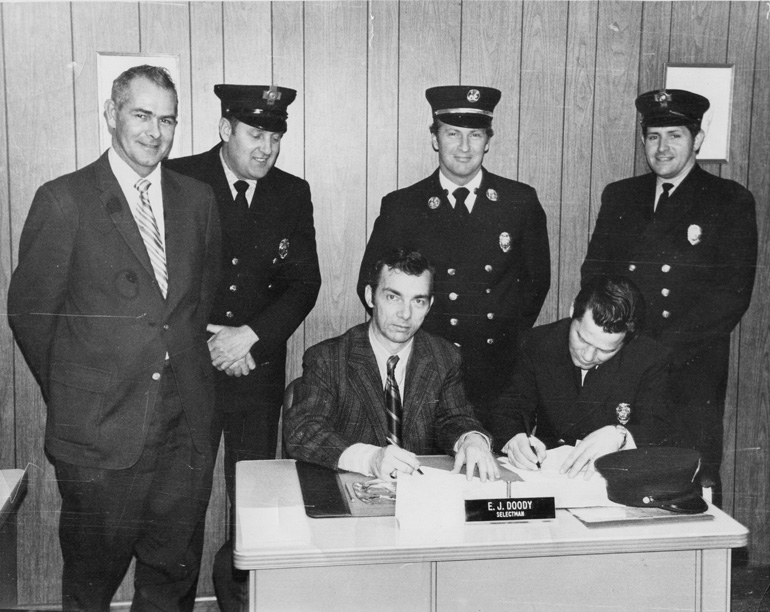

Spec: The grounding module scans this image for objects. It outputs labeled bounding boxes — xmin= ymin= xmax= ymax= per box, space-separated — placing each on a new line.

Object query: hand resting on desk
xmin=371 ymin=444 xmax=422 ymax=480
xmin=451 ymin=432 xmax=500 ymax=482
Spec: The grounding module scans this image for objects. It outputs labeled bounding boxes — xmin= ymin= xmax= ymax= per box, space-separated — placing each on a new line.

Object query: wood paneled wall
xmin=1 ymin=1 xmax=767 ymax=605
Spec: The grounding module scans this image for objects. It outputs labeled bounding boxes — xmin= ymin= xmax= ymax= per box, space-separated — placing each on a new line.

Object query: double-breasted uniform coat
xmin=582 ymin=164 xmax=757 ymax=485
xmin=358 ymin=167 xmax=550 ymax=428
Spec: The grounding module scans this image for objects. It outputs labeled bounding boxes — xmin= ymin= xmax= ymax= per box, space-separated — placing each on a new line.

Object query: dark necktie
xmin=234 ymin=180 xmax=249 ymax=217
xmin=655 ymin=182 xmax=674 ymax=219
xmin=453 ymin=187 xmax=470 ymax=220
xmin=385 ymin=355 xmax=403 ymax=446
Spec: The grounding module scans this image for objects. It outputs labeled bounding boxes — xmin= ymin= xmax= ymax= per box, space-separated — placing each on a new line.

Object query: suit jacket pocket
xmin=48 ymin=360 xmax=112 ymax=447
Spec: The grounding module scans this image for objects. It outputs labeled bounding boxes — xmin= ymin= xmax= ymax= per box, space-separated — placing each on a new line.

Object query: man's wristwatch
xmin=615 ymin=424 xmax=629 ymax=449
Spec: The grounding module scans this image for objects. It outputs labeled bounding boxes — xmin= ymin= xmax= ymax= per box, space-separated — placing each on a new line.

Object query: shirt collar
xmin=219 ymin=148 xmax=257 ymax=191
xmin=108 ymin=148 xmax=162 ymax=197
xmin=368 ymin=324 xmax=413 ymax=389
xmin=439 ymin=168 xmax=483 ymax=199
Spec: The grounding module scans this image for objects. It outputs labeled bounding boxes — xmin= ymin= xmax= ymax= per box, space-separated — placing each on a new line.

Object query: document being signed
xmin=498 ymin=446 xmax=618 ymax=508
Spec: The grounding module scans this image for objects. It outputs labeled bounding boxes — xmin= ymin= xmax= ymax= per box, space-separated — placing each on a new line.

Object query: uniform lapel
xmin=348 ymin=325 xmax=390 ymax=440
xmin=94 ymin=153 xmax=160 ymax=294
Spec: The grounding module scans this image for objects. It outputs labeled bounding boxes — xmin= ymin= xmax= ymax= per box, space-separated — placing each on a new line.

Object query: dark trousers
xmin=211 ymin=405 xmax=281 ymax=612
xmin=670 ymin=346 xmax=730 ymax=507
xmin=55 ymin=365 xmax=215 ymax=612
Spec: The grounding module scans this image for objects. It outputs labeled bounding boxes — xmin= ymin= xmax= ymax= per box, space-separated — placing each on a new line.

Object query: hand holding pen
xmin=523 ymin=416 xmax=542 ymax=470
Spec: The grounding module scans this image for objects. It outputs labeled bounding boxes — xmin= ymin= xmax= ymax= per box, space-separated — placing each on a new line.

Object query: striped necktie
xmin=385 ymin=355 xmax=403 ymax=446
xmin=134 ymin=178 xmax=168 ymax=298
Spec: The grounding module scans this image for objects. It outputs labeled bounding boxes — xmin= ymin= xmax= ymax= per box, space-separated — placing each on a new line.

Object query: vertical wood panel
xmin=4 ymin=3 xmax=75 ymax=603
xmin=72 ymin=3 xmax=139 ymax=167
xmin=589 ymin=1 xmax=642 ymax=232
xmin=719 ymin=0 xmax=760 ymax=519
xmin=0 ymin=4 xmax=15 ymax=470
xmin=737 ymin=1 xmax=770 ymax=564
xmin=398 ymin=0 xmax=461 ymax=188
xmin=273 ymin=0 xmax=308 ymax=382
xmin=223 ymin=2 xmax=272 ymax=84
xmin=140 ymin=3 xmax=193 ymax=156
xmin=519 ymin=1 xmax=567 ymax=325
xmin=190 ymin=2 xmax=225 ymax=153
xmin=461 ymin=0 xmax=522 ymax=180
xmin=304 ymin=1 xmax=368 ymax=345
xmin=635 ymin=1 xmax=672 ymax=176
xmin=558 ymin=1 xmax=598 ymax=317
xmin=366 ymin=0 xmax=400 ymax=238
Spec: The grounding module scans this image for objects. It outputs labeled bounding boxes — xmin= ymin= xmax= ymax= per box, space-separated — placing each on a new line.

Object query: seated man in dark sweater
xmin=493 ymin=275 xmax=674 ymax=479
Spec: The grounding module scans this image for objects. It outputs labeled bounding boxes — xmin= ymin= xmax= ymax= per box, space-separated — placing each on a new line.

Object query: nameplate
xmin=465 ymin=497 xmax=556 ymax=522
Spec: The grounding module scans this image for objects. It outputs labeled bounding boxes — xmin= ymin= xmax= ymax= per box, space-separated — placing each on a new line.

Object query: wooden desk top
xmin=234 ymin=460 xmax=748 ymax=571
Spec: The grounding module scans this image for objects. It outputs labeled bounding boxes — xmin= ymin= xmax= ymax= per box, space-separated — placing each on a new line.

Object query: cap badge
xmin=499 ymin=231 xmax=511 ymax=253
xmin=467 ymin=89 xmax=481 ymax=103
xmin=687 ymin=224 xmax=702 ymax=246
xmin=486 ymin=188 xmax=498 ymax=202
xmin=428 ymin=196 xmax=441 ymax=210
xmin=263 ymin=85 xmax=282 ymax=105
xmin=279 ymin=238 xmax=290 ymax=259
xmin=654 ymin=90 xmax=671 ymax=107
xmin=616 ymin=403 xmax=631 ymax=425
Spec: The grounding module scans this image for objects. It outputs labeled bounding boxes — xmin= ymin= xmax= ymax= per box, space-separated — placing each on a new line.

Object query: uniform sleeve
xmin=623 ymin=344 xmax=676 ymax=446
xmin=7 ymin=182 xmax=78 ymax=398
xmin=488 ymin=340 xmax=539 ymax=452
xmin=519 ymin=189 xmax=551 ymax=328
xmin=357 ymin=193 xmax=401 ymax=310
xmin=581 ymin=184 xmax=617 ymax=283
xmin=246 ymin=180 xmax=322 ymax=357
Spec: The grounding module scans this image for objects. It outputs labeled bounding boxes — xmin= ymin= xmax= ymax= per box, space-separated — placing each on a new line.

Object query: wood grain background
xmin=1 ymin=0 xmax=767 ymax=605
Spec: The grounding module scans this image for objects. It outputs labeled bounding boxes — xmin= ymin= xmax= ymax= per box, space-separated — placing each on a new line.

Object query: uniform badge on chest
xmin=486 ymin=188 xmax=498 ymax=202
xmin=499 ymin=232 xmax=511 ymax=253
xmin=616 ymin=403 xmax=631 ymax=425
xmin=687 ymin=224 xmax=702 ymax=246
xmin=279 ymin=238 xmax=290 ymax=259
xmin=428 ymin=196 xmax=441 ymax=210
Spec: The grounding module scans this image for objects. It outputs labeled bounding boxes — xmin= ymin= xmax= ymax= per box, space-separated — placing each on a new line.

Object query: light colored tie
xmin=134 ymin=179 xmax=168 ymax=298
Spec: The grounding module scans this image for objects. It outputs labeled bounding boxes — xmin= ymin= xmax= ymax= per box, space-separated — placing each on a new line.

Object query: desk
xmin=235 ymin=460 xmax=748 ymax=612
xmin=1 ymin=469 xmax=27 ymax=608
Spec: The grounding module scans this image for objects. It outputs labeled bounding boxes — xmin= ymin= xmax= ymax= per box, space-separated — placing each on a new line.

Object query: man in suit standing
xmin=582 ymin=89 xmax=757 ymax=501
xmin=7 ymin=65 xmax=221 ymax=611
xmin=495 ymin=276 xmax=673 ymax=480
xmin=358 ymin=86 xmax=550 ymax=433
xmin=164 ymin=84 xmax=320 ymax=611
xmin=286 ymin=249 xmax=499 ymax=481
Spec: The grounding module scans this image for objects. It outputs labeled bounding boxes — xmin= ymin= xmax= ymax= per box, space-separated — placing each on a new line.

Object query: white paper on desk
xmin=395 ymin=466 xmax=508 ymax=530
xmin=499 ymin=446 xmax=618 ymax=508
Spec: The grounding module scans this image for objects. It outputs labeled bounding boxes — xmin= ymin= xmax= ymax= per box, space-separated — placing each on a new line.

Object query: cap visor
xmin=437 ymin=114 xmax=491 ymax=130
xmin=660 ymin=493 xmax=708 ymax=514
xmin=237 ymin=115 xmax=287 ymax=133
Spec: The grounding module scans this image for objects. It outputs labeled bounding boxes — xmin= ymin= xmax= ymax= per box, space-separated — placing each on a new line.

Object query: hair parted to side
xmin=429 ymin=119 xmax=494 ymax=139
xmin=368 ymin=248 xmax=435 ymax=295
xmin=573 ymin=275 xmax=646 ymax=342
xmin=111 ymin=65 xmax=178 ymax=110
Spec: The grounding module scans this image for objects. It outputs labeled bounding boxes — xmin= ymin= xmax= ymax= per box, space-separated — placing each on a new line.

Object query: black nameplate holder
xmin=465 ymin=497 xmax=556 ymax=522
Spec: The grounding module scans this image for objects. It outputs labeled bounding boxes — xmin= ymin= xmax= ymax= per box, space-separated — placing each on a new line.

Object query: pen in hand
xmin=523 ymin=416 xmax=541 ymax=470
xmin=386 ymin=438 xmax=425 ymax=475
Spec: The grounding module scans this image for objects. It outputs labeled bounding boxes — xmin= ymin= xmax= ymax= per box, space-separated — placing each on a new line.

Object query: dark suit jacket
xmin=582 ymin=165 xmax=757 ymax=365
xmin=491 ymin=319 xmax=673 ymax=452
xmin=7 ymin=152 xmax=221 ymax=469
xmin=283 ymin=324 xmax=491 ymax=471
xmin=357 ymin=167 xmax=550 ymax=406
xmin=165 ymin=144 xmax=321 ymax=411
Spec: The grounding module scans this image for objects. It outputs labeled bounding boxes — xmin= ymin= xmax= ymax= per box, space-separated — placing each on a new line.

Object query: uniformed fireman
xmin=358 ymin=85 xmax=551 ymax=431
xmin=164 ymin=84 xmax=321 ymax=612
xmin=582 ymin=88 xmax=758 ymax=505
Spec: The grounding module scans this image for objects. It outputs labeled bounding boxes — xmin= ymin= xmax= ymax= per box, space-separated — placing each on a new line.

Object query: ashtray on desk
xmin=352 ymin=479 xmax=397 ymax=504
